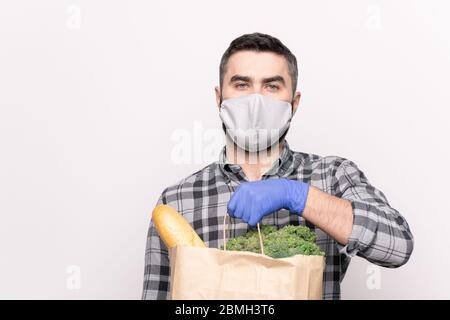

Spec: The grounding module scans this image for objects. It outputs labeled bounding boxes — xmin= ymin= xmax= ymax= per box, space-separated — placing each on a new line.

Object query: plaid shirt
xmin=142 ymin=140 xmax=414 ymax=300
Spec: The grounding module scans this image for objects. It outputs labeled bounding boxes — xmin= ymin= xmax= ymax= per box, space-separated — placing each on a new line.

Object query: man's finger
xmin=227 ymin=192 xmax=239 ymax=215
xmin=234 ymin=200 xmax=245 ymax=219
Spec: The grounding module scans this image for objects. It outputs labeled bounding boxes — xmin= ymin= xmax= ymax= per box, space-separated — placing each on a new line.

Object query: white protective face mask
xmin=219 ymin=93 xmax=293 ymax=152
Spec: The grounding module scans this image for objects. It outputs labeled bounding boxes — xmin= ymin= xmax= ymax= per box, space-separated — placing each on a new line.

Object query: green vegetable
xmin=222 ymin=225 xmax=325 ymax=258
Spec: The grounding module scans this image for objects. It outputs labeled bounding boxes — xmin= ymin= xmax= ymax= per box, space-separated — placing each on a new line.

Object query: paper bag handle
xmin=222 ymin=213 xmax=265 ymax=256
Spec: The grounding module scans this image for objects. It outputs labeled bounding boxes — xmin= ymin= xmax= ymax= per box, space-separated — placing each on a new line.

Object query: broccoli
xmin=222 ymin=225 xmax=325 ymax=258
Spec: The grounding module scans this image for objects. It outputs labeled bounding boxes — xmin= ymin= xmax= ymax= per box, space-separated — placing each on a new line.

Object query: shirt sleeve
xmin=141 ymin=192 xmax=170 ymax=300
xmin=332 ymin=159 xmax=414 ymax=268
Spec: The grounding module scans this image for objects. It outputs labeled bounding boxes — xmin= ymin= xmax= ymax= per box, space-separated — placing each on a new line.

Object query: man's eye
xmin=266 ymin=84 xmax=280 ymax=90
xmin=235 ymin=83 xmax=249 ymax=89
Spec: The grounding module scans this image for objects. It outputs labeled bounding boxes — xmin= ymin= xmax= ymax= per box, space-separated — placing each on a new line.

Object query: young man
xmin=142 ymin=32 xmax=414 ymax=300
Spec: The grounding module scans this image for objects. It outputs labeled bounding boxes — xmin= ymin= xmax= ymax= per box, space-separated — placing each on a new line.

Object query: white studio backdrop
xmin=0 ymin=0 xmax=449 ymax=299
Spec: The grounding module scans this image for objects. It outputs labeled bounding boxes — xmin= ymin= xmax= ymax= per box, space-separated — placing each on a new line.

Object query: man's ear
xmin=215 ymin=86 xmax=221 ymax=110
xmin=292 ymin=91 xmax=301 ymax=115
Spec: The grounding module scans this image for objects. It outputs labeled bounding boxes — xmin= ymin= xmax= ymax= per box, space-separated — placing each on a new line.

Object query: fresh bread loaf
xmin=152 ymin=204 xmax=206 ymax=248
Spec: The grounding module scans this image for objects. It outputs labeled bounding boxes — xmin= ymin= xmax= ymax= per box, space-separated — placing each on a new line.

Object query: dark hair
xmin=219 ymin=32 xmax=298 ymax=95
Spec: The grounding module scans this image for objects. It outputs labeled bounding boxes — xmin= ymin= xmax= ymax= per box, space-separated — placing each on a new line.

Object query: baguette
xmin=152 ymin=204 xmax=206 ymax=248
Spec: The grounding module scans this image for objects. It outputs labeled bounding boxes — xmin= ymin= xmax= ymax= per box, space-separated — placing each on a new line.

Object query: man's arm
xmin=227 ymin=158 xmax=414 ymax=268
xmin=304 ymin=159 xmax=414 ymax=268
xmin=142 ymin=194 xmax=170 ymax=300
xmin=302 ymin=186 xmax=353 ymax=246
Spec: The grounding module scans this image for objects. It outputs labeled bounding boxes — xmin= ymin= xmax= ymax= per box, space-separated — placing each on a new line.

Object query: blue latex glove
xmin=227 ymin=178 xmax=310 ymax=227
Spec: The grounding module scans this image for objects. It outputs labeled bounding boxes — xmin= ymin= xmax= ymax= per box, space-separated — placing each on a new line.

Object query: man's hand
xmin=227 ymin=178 xmax=310 ymax=227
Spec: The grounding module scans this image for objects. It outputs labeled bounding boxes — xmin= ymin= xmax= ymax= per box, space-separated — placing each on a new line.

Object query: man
xmin=142 ymin=32 xmax=414 ymax=300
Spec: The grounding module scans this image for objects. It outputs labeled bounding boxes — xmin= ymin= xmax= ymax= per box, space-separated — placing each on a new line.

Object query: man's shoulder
xmin=289 ymin=149 xmax=361 ymax=192
xmin=290 ymin=148 xmax=352 ymax=169
xmin=154 ymin=161 xmax=220 ymax=209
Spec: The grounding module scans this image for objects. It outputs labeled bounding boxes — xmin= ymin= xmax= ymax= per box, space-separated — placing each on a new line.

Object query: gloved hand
xmin=227 ymin=178 xmax=310 ymax=227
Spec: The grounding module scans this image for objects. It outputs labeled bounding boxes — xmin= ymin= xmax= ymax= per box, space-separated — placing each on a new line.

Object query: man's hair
xmin=219 ymin=32 xmax=298 ymax=95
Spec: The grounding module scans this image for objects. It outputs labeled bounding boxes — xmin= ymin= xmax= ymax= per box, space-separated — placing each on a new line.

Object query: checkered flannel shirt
xmin=142 ymin=139 xmax=414 ymax=299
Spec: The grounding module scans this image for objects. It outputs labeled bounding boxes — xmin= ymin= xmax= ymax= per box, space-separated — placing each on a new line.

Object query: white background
xmin=1 ymin=0 xmax=449 ymax=299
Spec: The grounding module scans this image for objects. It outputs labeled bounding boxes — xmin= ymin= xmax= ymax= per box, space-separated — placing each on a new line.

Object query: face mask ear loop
xmin=290 ymin=98 xmax=296 ymax=118
xmin=218 ymin=92 xmax=223 ymax=110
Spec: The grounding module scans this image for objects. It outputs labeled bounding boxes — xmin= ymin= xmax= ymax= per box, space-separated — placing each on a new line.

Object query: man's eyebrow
xmin=261 ymin=75 xmax=286 ymax=86
xmin=228 ymin=74 xmax=286 ymax=86
xmin=229 ymin=75 xmax=252 ymax=83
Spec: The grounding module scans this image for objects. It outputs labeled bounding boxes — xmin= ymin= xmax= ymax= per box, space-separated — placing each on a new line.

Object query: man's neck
xmin=225 ymin=139 xmax=284 ymax=181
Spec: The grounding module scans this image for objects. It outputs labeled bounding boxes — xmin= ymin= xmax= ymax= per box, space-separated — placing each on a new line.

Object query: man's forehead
xmin=225 ymin=51 xmax=290 ymax=80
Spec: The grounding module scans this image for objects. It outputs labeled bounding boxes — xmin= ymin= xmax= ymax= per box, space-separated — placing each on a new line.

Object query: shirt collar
xmin=217 ymin=140 xmax=296 ymax=184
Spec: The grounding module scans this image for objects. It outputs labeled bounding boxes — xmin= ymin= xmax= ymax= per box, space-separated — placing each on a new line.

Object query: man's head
xmin=215 ymin=32 xmax=301 ymax=144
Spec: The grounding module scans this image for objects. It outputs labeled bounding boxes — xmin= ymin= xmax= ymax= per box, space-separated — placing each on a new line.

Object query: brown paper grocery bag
xmin=168 ymin=215 xmax=325 ymax=300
